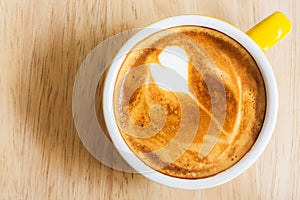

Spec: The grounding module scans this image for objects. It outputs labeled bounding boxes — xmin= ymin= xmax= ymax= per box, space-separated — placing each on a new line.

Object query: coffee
xmin=113 ymin=26 xmax=266 ymax=179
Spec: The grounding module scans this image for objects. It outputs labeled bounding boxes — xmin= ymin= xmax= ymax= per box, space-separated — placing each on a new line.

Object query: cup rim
xmin=103 ymin=15 xmax=278 ymax=189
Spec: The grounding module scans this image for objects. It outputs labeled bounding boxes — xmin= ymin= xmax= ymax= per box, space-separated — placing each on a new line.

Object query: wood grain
xmin=0 ymin=0 xmax=299 ymax=199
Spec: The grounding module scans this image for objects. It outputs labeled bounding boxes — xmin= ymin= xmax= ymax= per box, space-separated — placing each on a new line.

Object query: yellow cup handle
xmin=246 ymin=11 xmax=292 ymax=52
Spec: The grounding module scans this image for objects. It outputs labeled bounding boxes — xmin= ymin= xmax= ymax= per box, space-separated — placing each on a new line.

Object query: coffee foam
xmin=114 ymin=26 xmax=266 ymax=179
xmin=157 ymin=46 xmax=189 ymax=82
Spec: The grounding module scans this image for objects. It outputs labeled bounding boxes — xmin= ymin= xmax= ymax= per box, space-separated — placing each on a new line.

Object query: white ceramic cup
xmin=103 ymin=13 xmax=291 ymax=189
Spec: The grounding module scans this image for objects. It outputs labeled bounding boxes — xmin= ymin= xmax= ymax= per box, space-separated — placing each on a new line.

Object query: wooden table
xmin=1 ymin=0 xmax=299 ymax=199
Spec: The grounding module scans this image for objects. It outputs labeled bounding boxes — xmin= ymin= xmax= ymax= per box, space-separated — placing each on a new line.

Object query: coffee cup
xmin=102 ymin=12 xmax=291 ymax=189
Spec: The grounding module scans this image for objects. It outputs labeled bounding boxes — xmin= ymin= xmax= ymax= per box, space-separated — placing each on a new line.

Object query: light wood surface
xmin=1 ymin=0 xmax=299 ymax=199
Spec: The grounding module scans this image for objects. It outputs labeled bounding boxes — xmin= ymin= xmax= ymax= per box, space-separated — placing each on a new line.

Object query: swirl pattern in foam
xmin=113 ymin=26 xmax=266 ymax=179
